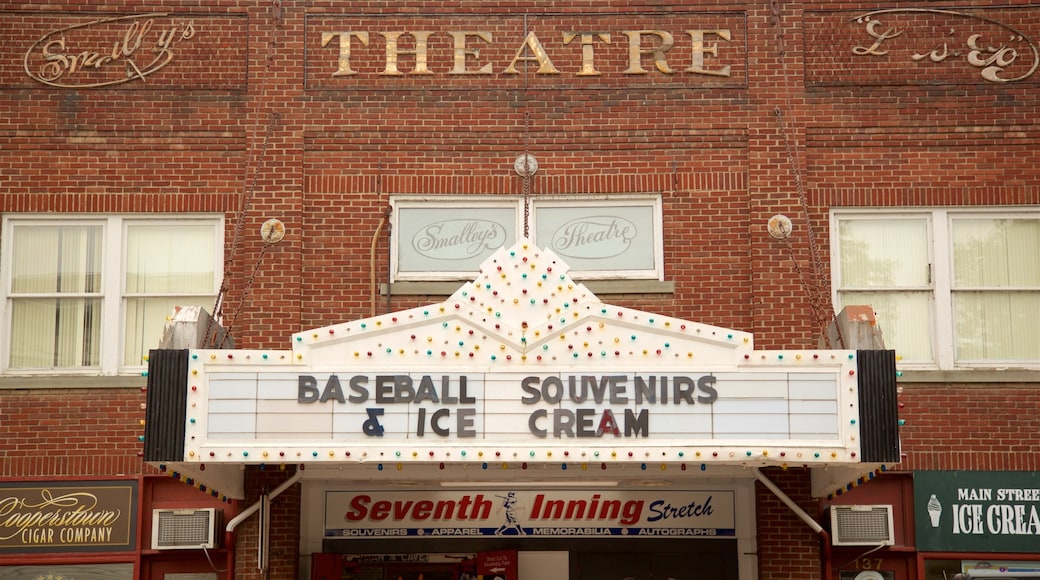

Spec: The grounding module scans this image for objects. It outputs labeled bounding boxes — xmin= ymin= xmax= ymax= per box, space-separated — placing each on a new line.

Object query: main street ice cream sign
xmin=915 ymin=471 xmax=1040 ymax=553
xmin=165 ymin=239 xmax=873 ymax=467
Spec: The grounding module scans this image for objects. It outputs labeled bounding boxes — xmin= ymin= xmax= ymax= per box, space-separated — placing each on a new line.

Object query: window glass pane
xmin=533 ymin=203 xmax=656 ymax=272
xmin=124 ymin=297 xmax=213 ymax=366
xmin=4 ymin=218 xmax=220 ymax=374
xmin=838 ymin=291 xmax=933 ymax=362
xmin=394 ymin=205 xmax=516 ymax=277
xmin=838 ymin=219 xmax=929 ymax=288
xmin=954 ymin=291 xmax=1040 ymax=362
xmin=953 ymin=218 xmax=1040 ymax=288
xmin=9 ymin=298 xmax=101 ymax=369
xmin=126 ymin=224 xmax=215 ymax=293
xmin=11 ymin=225 xmax=102 ymax=294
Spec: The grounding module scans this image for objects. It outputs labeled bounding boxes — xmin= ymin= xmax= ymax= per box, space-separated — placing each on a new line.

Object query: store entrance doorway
xmin=382 ymin=562 xmax=460 ymax=580
xmin=573 ymin=551 xmax=729 ymax=580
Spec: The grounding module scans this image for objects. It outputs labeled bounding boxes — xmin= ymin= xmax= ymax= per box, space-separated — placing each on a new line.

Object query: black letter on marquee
xmin=363 ymin=408 xmax=385 ymax=436
xmin=529 ymin=409 xmax=547 ymax=437
xmin=521 ymin=376 xmax=541 ymax=404
xmin=697 ymin=375 xmax=718 ymax=403
xmin=321 ymin=374 xmax=346 ymax=403
xmin=624 ymin=409 xmax=649 ymax=437
xmin=298 ymin=375 xmax=319 ymax=403
xmin=432 ymin=409 xmax=450 ymax=436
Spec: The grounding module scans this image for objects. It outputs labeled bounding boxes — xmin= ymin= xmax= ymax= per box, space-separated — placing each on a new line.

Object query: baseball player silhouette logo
xmin=494 ymin=491 xmax=525 ymax=535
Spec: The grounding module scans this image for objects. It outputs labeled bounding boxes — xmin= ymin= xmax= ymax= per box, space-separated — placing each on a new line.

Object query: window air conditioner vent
xmin=829 ymin=505 xmax=894 ymax=546
xmin=152 ymin=508 xmax=220 ymax=550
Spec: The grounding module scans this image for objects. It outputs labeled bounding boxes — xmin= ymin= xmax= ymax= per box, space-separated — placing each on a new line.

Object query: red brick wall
xmin=756 ymin=468 xmax=825 ymax=580
xmin=0 ymin=388 xmax=147 ymax=478
xmin=898 ymin=384 xmax=1040 ymax=471
xmin=1 ymin=4 xmax=1037 ymax=348
xmin=237 ymin=467 xmax=302 ymax=580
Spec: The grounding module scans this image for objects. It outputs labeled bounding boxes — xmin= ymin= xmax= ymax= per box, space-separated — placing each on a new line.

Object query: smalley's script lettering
xmin=24 ymin=13 xmax=196 ymax=88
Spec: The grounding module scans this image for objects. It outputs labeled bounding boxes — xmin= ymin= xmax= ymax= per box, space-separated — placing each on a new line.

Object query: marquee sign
xmin=324 ymin=489 xmax=735 ymax=538
xmin=157 ymin=239 xmax=880 ymax=468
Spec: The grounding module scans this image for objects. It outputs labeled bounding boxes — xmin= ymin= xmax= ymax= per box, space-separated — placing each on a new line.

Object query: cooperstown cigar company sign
xmin=0 ymin=481 xmax=136 ymax=552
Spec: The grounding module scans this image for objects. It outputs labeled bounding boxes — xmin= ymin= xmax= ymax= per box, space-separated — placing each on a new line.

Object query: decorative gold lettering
xmin=563 ymin=32 xmax=611 ymax=76
xmin=685 ymin=29 xmax=731 ymax=76
xmin=0 ymin=490 xmax=121 ymax=545
xmin=24 ymin=13 xmax=194 ymax=88
xmin=623 ymin=30 xmax=675 ymax=74
xmin=122 ymin=19 xmax=149 ymax=57
xmin=504 ymin=32 xmax=560 ymax=74
xmin=39 ymin=39 xmax=73 ymax=79
xmin=319 ymin=27 xmax=740 ymax=79
xmin=449 ymin=31 xmax=493 ymax=74
xmin=912 ymin=42 xmax=951 ymax=63
xmin=967 ymin=33 xmax=1020 ymax=83
xmin=851 ymin=9 xmax=1039 ymax=83
xmin=852 ymin=19 xmax=904 ymax=56
xmin=321 ymin=31 xmax=370 ymax=76
xmin=381 ymin=31 xmax=434 ymax=75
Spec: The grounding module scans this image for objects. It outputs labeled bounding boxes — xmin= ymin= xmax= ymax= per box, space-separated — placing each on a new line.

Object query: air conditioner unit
xmin=152 ymin=508 xmax=220 ymax=550
xmin=829 ymin=505 xmax=895 ymax=546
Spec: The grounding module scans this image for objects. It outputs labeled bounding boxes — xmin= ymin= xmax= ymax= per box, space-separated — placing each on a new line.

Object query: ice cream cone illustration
xmin=927 ymin=494 xmax=942 ymax=527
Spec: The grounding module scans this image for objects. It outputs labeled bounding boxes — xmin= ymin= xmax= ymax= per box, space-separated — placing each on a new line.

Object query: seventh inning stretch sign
xmin=324 ymin=489 xmax=734 ymax=538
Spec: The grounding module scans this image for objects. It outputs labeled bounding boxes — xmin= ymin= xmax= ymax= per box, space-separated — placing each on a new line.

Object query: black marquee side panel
xmin=856 ymin=349 xmax=900 ymax=463
xmin=143 ymin=349 xmax=189 ymax=462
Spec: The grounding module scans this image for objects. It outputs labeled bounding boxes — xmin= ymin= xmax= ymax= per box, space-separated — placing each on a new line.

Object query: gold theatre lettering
xmin=320 ymin=29 xmax=732 ymax=77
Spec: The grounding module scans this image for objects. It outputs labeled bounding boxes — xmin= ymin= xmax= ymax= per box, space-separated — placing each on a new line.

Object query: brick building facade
xmin=1 ymin=1 xmax=1038 ymax=580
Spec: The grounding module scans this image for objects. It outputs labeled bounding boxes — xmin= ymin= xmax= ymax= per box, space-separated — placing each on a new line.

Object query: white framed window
xmin=532 ymin=196 xmax=663 ymax=280
xmin=1 ymin=215 xmax=223 ymax=375
xmin=831 ymin=208 xmax=1040 ymax=370
xmin=390 ymin=195 xmax=664 ymax=281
